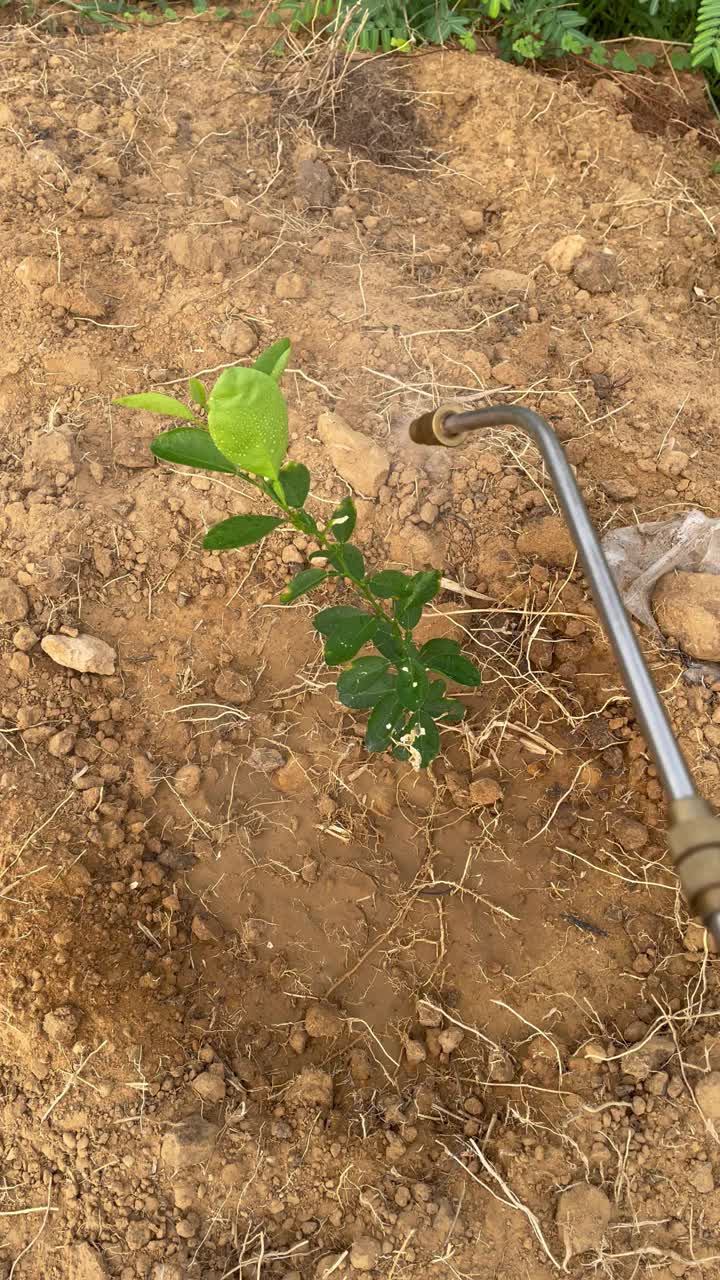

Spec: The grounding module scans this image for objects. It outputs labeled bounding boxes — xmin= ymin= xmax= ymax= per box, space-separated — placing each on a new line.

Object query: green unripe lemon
xmin=208 ymin=366 xmax=288 ymax=479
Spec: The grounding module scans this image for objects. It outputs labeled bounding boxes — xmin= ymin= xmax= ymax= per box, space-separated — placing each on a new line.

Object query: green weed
xmin=114 ymin=342 xmax=481 ymax=770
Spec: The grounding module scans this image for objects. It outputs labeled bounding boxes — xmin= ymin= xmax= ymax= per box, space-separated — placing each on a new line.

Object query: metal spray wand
xmin=409 ymin=401 xmax=720 ymax=948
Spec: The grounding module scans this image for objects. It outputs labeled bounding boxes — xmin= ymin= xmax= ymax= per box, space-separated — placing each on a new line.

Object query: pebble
xmin=601 ymin=477 xmax=639 ymax=501
xmin=12 ymin=625 xmax=38 ymax=652
xmin=438 ymin=1027 xmax=464 ymax=1054
xmin=572 ymin=248 xmax=618 ymax=294
xmin=275 ymin=271 xmax=307 ymax=300
xmin=47 ymin=729 xmax=76 ymax=757
xmin=287 ymin=1067 xmax=333 ymax=1109
xmin=218 ymin=319 xmax=256 ymax=357
xmin=613 ymin=817 xmax=649 ymax=851
xmin=161 ymin=1116 xmax=219 ymax=1169
xmin=653 ymin=571 xmax=720 ymax=662
xmin=191 ymin=914 xmax=224 ymax=943
xmin=556 ymin=1184 xmax=611 ymax=1258
xmin=405 ymin=1037 xmax=427 ymax=1066
xmin=191 ymin=1071 xmax=226 ymax=1104
xmin=459 ymin=208 xmax=485 ymax=234
xmin=305 ymin=1003 xmax=343 ymax=1039
xmin=417 ymin=1000 xmax=442 ymax=1027
xmin=544 ymin=233 xmax=587 ymax=274
xmin=213 ymin=668 xmax=252 ymax=705
xmin=350 ymin=1235 xmax=382 ymax=1272
xmin=41 ymin=633 xmax=117 ymax=676
xmin=468 ymin=778 xmax=503 ymax=808
xmin=0 ymin=578 xmax=29 ymax=623
xmin=695 ymin=1071 xmax=720 ymax=1122
xmin=173 ymin=764 xmax=202 ymax=797
xmin=42 ymin=1005 xmax=80 ymax=1045
xmin=317 ymin=410 xmax=390 ymax=498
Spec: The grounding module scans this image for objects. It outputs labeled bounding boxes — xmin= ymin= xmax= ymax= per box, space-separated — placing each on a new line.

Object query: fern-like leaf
xmin=692 ymin=0 xmax=720 ymax=72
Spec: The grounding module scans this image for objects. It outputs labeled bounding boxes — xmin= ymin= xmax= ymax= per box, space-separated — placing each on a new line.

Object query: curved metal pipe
xmin=409 ymin=401 xmax=720 ymax=943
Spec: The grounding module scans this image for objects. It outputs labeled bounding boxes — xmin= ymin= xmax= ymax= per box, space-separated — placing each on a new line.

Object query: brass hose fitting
xmin=409 ymin=401 xmax=720 ymax=948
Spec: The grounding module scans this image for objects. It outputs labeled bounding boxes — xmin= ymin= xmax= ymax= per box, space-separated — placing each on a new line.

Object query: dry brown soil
xmin=1 ymin=18 xmax=720 ymax=1280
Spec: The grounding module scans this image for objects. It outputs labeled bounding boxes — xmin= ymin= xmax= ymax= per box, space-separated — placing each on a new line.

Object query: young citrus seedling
xmin=114 ymin=339 xmax=481 ymax=767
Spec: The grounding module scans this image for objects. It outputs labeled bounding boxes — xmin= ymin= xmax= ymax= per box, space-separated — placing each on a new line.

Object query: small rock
xmin=191 ymin=914 xmax=224 ymax=943
xmin=12 ymin=625 xmax=38 ymax=652
xmin=213 ymin=668 xmax=252 ymax=705
xmin=317 ymin=411 xmax=390 ymax=498
xmin=66 ymin=1242 xmax=109 ymax=1280
xmin=176 ymin=1215 xmax=199 ymax=1238
xmin=0 ymin=578 xmax=29 ymax=623
xmin=218 ymin=319 xmax=256 ymax=357
xmin=272 ymin=758 xmax=310 ymax=795
xmin=516 ymin=515 xmax=575 ymax=570
xmin=475 ymin=268 xmax=533 ymax=297
xmin=417 ymin=1000 xmax=442 ymax=1027
xmin=658 ymin=448 xmax=689 ymax=478
xmin=544 ymin=233 xmax=587 ymax=274
xmin=695 ymin=1071 xmax=720 ymax=1122
xmin=487 ymin=1046 xmax=515 ymax=1082
xmin=405 ymin=1038 xmax=427 ymax=1066
xmin=305 ymin=1003 xmax=343 ymax=1039
xmin=47 ymin=729 xmax=76 ymax=757
xmin=275 ymin=272 xmax=307 ymax=300
xmin=9 ymin=652 xmax=30 ymax=679
xmin=653 ymin=572 xmax=720 ymax=662
xmin=621 ymin=1034 xmax=675 ymax=1082
xmin=689 ymin=1164 xmax=715 ymax=1194
xmin=295 ymin=157 xmax=335 ymax=208
xmin=556 ymin=1185 xmax=611 ymax=1258
xmin=192 ymin=1072 xmax=226 ymax=1104
xmin=43 ymin=283 xmax=106 ymax=319
xmin=419 ymin=500 xmax=439 ymax=525
xmin=613 ymin=817 xmax=649 ymax=851
xmin=316 ymin=1255 xmax=350 ymax=1279
xmin=287 ymin=1067 xmax=334 ymax=1109
xmin=24 ymin=429 xmax=79 ymax=481
xmin=41 ymin=633 xmax=116 ymax=676
xmin=43 ymin=1005 xmax=80 ymax=1045
xmin=684 ymin=922 xmax=712 ymax=953
xmin=468 ymin=778 xmax=503 ymax=808
xmin=438 ymin=1027 xmax=464 ymax=1055
xmin=601 ymin=477 xmax=638 ymax=502
xmin=459 ymin=208 xmax=485 ymax=234
xmin=572 ymin=248 xmax=618 ymax=294
xmin=161 ymin=1116 xmax=219 ymax=1169
xmin=248 ymin=745 xmax=285 ymax=772
xmin=350 ymin=1235 xmax=382 ymax=1272
xmin=289 ymin=1026 xmax=308 ymax=1055
xmin=173 ymin=764 xmax=202 ymax=797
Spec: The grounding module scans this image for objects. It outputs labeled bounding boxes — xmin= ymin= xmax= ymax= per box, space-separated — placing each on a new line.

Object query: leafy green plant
xmin=113 ymin=341 xmax=481 ymax=769
xmin=692 ymin=0 xmax=720 ymax=71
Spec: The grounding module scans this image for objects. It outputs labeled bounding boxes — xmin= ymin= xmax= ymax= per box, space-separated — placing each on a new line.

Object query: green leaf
xmin=208 ymin=366 xmax=288 ymax=480
xmin=368 ymin=570 xmax=412 ymax=600
xmin=203 ymin=514 xmax=283 ymax=550
xmin=337 ymin=657 xmax=395 ymax=708
xmin=365 ymin=692 xmax=405 ymax=753
xmin=114 ymin=392 xmax=198 ymax=422
xmin=314 ymin=606 xmax=378 ymax=665
xmin=425 ymin=680 xmax=466 ymax=724
xmin=410 ymin=711 xmax=441 ymax=766
xmin=280 ymin=567 xmax=328 ymax=603
xmin=189 ymin=378 xmax=207 ymax=409
xmin=397 ymin=658 xmax=429 ymax=711
xmin=374 ymin=623 xmax=405 ymax=664
xmin=395 ymin=570 xmax=441 ymax=629
xmin=636 ymin=51 xmax=656 ymax=67
xmin=254 ymin=338 xmax=291 ymax=382
xmin=612 ymin=49 xmax=637 ymax=71
xmin=670 ymin=49 xmax=692 ymax=70
xmin=150 ymin=427 xmax=237 ymax=474
xmin=328 ymin=496 xmax=356 ymax=543
xmin=325 ymin=544 xmax=365 ymax=579
xmin=279 ymin=462 xmax=310 ymax=508
xmin=419 ymin=637 xmax=481 ymax=687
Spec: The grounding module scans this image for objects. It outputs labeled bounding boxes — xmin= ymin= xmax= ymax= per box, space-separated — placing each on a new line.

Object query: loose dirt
xmin=1 ymin=18 xmax=720 ymax=1280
